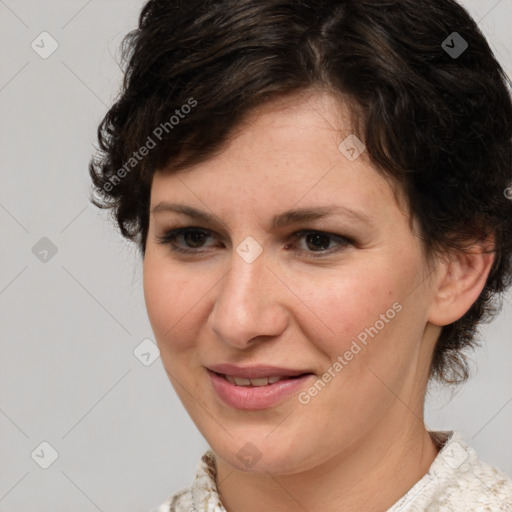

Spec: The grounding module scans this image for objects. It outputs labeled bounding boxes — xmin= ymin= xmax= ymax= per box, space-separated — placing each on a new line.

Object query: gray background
xmin=0 ymin=1 xmax=511 ymax=511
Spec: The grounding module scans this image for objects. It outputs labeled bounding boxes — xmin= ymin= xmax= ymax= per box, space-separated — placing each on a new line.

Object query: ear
xmin=428 ymin=237 xmax=495 ymax=326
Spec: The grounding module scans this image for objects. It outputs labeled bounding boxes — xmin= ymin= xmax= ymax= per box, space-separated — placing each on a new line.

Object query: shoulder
xmin=447 ymin=447 xmax=512 ymax=510
xmin=149 ymin=449 xmax=224 ymax=512
xmin=437 ymin=431 xmax=512 ymax=509
xmin=149 ymin=488 xmax=193 ymax=512
xmin=390 ymin=431 xmax=512 ymax=511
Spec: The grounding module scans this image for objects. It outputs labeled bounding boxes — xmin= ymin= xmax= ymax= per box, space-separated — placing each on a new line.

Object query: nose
xmin=208 ymin=249 xmax=289 ymax=349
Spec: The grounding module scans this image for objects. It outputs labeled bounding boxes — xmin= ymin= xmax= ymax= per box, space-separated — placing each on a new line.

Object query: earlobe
xmin=428 ymin=240 xmax=495 ymax=327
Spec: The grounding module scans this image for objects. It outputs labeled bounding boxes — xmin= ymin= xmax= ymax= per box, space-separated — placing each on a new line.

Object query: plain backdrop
xmin=0 ymin=1 xmax=511 ymax=511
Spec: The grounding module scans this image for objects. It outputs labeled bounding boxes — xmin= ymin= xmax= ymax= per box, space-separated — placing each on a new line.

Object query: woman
xmin=89 ymin=0 xmax=512 ymax=510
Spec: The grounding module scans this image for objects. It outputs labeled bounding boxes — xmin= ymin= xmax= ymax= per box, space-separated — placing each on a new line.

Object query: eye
xmin=156 ymin=227 xmax=219 ymax=254
xmin=287 ymin=230 xmax=352 ymax=257
xmin=157 ymin=227 xmax=352 ymax=258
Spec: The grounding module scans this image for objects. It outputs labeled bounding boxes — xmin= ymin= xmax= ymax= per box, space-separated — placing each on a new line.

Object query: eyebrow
xmin=151 ymin=202 xmax=372 ymax=229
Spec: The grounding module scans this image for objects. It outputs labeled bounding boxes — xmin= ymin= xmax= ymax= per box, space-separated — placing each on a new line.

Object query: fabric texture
xmin=151 ymin=430 xmax=512 ymax=512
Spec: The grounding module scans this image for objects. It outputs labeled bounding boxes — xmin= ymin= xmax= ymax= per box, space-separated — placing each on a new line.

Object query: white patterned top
xmin=151 ymin=431 xmax=512 ymax=512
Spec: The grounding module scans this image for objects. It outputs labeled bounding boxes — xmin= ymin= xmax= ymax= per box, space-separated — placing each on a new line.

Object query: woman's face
xmin=143 ymin=90 xmax=441 ymax=475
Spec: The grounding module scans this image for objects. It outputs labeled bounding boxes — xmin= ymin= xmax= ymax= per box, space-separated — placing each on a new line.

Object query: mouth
xmin=211 ymin=371 xmax=313 ymax=387
xmin=206 ymin=367 xmax=316 ymax=410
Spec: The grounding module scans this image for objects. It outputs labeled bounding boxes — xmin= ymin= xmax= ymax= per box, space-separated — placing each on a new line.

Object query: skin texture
xmin=143 ymin=89 xmax=494 ymax=512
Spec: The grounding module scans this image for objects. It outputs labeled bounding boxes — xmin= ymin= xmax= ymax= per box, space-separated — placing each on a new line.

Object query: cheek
xmin=143 ymin=255 xmax=202 ymax=353
xmin=291 ymin=266 xmax=399 ymax=354
xmin=290 ymin=251 xmax=425 ymax=379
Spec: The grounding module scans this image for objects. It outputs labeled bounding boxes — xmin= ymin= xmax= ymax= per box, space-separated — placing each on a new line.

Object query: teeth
xmin=223 ymin=374 xmax=290 ymax=387
xmin=245 ymin=377 xmax=269 ymax=386
xmin=224 ymin=374 xmax=237 ymax=385
xmin=234 ymin=377 xmax=252 ymax=386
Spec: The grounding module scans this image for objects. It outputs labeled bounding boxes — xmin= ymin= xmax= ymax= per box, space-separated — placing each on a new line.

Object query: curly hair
xmin=89 ymin=0 xmax=512 ymax=386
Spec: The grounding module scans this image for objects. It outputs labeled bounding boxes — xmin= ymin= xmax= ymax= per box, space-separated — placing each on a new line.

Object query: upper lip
xmin=207 ymin=363 xmax=313 ymax=379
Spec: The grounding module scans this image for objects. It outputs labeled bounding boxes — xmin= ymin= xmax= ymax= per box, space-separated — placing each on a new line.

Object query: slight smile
xmin=206 ymin=364 xmax=316 ymax=410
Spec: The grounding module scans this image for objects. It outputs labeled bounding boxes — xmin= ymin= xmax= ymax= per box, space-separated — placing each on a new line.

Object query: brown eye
xmin=157 ymin=227 xmax=217 ymax=254
xmin=182 ymin=230 xmax=208 ymax=248
xmin=288 ymin=230 xmax=353 ymax=258
xmin=304 ymin=233 xmax=332 ymax=251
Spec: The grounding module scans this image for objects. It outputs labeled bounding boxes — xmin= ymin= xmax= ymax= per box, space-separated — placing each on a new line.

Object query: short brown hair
xmin=89 ymin=0 xmax=512 ymax=386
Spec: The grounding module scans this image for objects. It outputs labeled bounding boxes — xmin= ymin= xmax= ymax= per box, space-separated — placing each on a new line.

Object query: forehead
xmin=150 ymin=90 xmax=408 ymax=223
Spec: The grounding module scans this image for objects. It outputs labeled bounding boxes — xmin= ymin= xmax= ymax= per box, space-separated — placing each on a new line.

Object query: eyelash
xmin=156 ymin=227 xmax=353 ymax=258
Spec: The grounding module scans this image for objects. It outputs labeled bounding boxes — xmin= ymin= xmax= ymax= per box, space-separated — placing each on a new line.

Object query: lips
xmin=207 ymin=367 xmax=315 ymax=410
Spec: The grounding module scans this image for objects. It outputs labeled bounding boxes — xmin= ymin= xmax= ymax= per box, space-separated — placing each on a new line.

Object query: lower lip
xmin=207 ymin=370 xmax=315 ymax=410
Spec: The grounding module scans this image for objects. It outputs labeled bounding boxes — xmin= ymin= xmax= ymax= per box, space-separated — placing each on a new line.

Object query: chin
xmin=210 ymin=434 xmax=324 ymax=476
